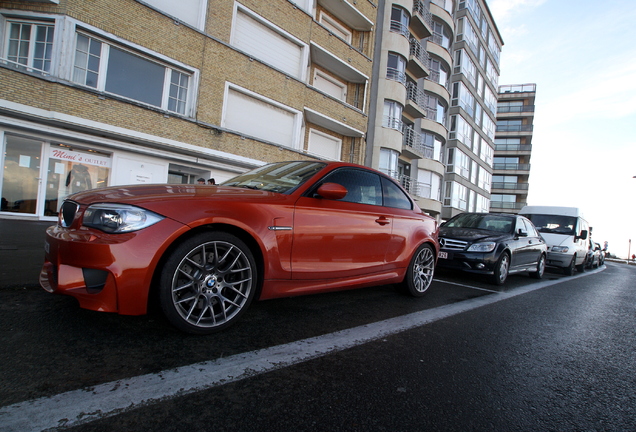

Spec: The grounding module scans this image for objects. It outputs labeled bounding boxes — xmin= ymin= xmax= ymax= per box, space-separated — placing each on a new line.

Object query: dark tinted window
xmin=381 ymin=177 xmax=412 ymax=209
xmin=319 ymin=168 xmax=383 ymax=205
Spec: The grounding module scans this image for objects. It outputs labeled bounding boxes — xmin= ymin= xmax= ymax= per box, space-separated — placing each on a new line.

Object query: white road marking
xmin=0 ymin=268 xmax=603 ymax=431
xmin=434 ymin=278 xmax=500 ymax=293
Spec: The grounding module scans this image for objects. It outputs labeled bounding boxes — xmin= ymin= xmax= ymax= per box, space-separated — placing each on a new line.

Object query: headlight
xmin=551 ymin=246 xmax=569 ymax=253
xmin=467 ymin=242 xmax=496 ymax=252
xmin=82 ymin=203 xmax=164 ymax=233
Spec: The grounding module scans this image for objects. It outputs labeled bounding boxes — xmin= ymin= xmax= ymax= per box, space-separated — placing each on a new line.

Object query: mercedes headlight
xmin=83 ymin=203 xmax=164 ymax=233
xmin=467 ymin=242 xmax=496 ymax=253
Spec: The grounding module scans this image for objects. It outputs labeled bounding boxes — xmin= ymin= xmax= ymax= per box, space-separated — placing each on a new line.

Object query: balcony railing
xmin=383 ymin=115 xmax=403 ymax=131
xmin=493 ymin=163 xmax=531 ymax=171
xmin=390 ymin=20 xmax=410 ymax=39
xmin=497 ymin=105 xmax=536 ymax=113
xmin=491 ymin=182 xmax=530 ymax=190
xmin=498 ymin=84 xmax=536 ymax=94
xmin=496 ymin=125 xmax=534 ymax=133
xmin=406 ymin=81 xmax=426 ymax=110
xmin=494 ymin=144 xmax=532 ymax=152
xmin=402 ymin=124 xmax=425 ymax=155
xmin=387 ymin=67 xmax=407 ymax=85
xmin=490 ymin=201 xmax=526 ymax=210
xmin=409 ymin=38 xmax=430 ymax=65
xmin=413 ymin=0 xmax=433 ymax=28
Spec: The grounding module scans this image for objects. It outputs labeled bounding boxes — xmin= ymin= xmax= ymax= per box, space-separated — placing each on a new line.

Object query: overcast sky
xmin=488 ymin=0 xmax=636 ymax=258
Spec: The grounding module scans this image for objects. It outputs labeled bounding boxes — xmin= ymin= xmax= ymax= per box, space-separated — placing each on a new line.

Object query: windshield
xmin=445 ymin=213 xmax=513 ymax=234
xmin=222 ymin=161 xmax=326 ymax=194
xmin=523 ymin=214 xmax=576 ymax=235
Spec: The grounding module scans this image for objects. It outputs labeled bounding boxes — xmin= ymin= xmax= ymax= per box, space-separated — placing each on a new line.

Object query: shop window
xmin=45 ymin=145 xmax=111 ymax=216
xmin=1 ymin=136 xmax=42 ymax=214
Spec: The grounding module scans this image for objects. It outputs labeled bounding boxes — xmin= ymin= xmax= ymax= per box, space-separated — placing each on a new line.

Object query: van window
xmin=524 ymin=214 xmax=576 ymax=235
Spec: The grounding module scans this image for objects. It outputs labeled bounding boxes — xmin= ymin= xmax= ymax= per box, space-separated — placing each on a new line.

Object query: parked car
xmin=585 ymin=239 xmax=602 ymax=269
xmin=597 ymin=242 xmax=605 ymax=266
xmin=436 ymin=212 xmax=547 ymax=285
xmin=40 ymin=161 xmax=439 ymax=334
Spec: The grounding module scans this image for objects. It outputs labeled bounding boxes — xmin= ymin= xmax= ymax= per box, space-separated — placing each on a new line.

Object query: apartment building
xmin=366 ymin=0 xmax=453 ymax=220
xmin=490 ymin=83 xmax=537 ymax=213
xmin=0 ymin=0 xmax=375 ymax=221
xmin=366 ymin=0 xmax=503 ymax=221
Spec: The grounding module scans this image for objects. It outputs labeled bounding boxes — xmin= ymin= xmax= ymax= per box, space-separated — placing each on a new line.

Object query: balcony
xmin=491 ymin=182 xmax=529 ymax=191
xmin=490 ymin=201 xmax=526 ymax=210
xmin=405 ymin=82 xmax=427 ymax=118
xmin=402 ymin=124 xmax=423 ymax=158
xmin=493 ymin=163 xmax=531 ymax=172
xmin=386 ymin=67 xmax=407 ymax=85
xmin=318 ymin=0 xmax=374 ymax=31
xmin=408 ymin=38 xmax=430 ymax=78
xmin=494 ymin=144 xmax=532 ymax=152
xmin=411 ymin=0 xmax=433 ymax=38
xmin=496 ymin=125 xmax=534 ymax=133
xmin=386 ymin=171 xmax=436 ymax=200
xmin=390 ymin=20 xmax=410 ymax=39
xmin=497 ymin=105 xmax=535 ymax=114
xmin=498 ymin=84 xmax=536 ymax=94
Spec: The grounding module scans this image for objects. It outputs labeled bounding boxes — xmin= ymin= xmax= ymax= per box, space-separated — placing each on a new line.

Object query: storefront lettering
xmin=51 ymin=149 xmax=111 ymax=167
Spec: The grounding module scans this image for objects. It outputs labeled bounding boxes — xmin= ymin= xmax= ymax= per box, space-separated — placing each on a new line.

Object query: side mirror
xmin=517 ymin=229 xmax=528 ymax=237
xmin=316 ymin=182 xmax=347 ymax=200
xmin=578 ymin=230 xmax=588 ymax=240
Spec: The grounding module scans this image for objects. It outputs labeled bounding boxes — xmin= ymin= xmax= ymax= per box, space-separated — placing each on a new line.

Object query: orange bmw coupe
xmin=41 ymin=161 xmax=439 ymax=334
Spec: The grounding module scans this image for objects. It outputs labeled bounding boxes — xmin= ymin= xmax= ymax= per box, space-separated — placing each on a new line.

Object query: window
xmin=447 ymin=148 xmax=469 ymax=179
xmin=387 ymin=52 xmax=407 ymax=84
xmin=486 ymin=58 xmax=498 ymax=87
xmin=451 ymin=114 xmax=473 ymax=149
xmin=72 ymin=32 xmax=192 ymax=115
xmin=313 ymin=70 xmax=347 ymax=100
xmin=224 ymin=85 xmax=300 ymax=149
xmin=390 ymin=6 xmax=410 ymax=38
xmin=444 ymin=181 xmax=467 ymax=210
xmin=476 ymin=193 xmax=489 ymax=213
xmin=452 ymin=82 xmax=474 ymax=118
xmin=432 ymin=21 xmax=452 ymax=51
xmin=483 ymin=115 xmax=495 ymax=141
xmin=381 ymin=177 xmax=412 ymax=209
xmin=458 ymin=18 xmax=478 ymax=54
xmin=428 ymin=58 xmax=449 ymax=88
xmin=321 ymin=168 xmax=383 ymax=206
xmin=232 ymin=7 xmax=306 ymax=79
xmin=484 ymin=85 xmax=497 ymax=115
xmin=479 ymin=141 xmax=493 ymax=165
xmin=319 ymin=12 xmax=352 ymax=43
xmin=497 ymin=119 xmax=522 ymax=132
xmin=308 ymin=129 xmax=342 ymax=161
xmin=383 ymin=100 xmax=403 ymax=130
xmin=455 ymin=49 xmax=477 ymax=86
xmin=478 ymin=166 xmax=491 ymax=190
xmin=379 ymin=148 xmax=399 ymax=177
xmin=142 ymin=0 xmax=208 ymax=29
xmin=4 ymin=20 xmax=54 ymax=74
xmin=417 ymin=169 xmax=441 ymax=201
xmin=421 ymin=133 xmax=444 ymax=162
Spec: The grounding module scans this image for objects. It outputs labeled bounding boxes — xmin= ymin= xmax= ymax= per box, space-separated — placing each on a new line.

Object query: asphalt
xmin=0 ymin=219 xmax=54 ymax=289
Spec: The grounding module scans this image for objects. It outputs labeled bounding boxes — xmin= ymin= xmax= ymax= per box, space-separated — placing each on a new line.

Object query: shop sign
xmin=50 ymin=149 xmax=111 ymax=168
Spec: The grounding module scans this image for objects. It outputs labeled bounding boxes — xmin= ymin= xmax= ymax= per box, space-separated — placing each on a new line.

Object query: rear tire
xmin=402 ymin=244 xmax=435 ymax=297
xmin=530 ymin=254 xmax=546 ymax=279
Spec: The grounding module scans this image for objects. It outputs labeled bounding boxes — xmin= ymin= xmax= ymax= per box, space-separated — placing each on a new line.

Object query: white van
xmin=519 ymin=206 xmax=590 ymax=275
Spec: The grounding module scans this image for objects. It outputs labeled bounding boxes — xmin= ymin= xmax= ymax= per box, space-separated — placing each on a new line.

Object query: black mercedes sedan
xmin=436 ymin=213 xmax=547 ymax=285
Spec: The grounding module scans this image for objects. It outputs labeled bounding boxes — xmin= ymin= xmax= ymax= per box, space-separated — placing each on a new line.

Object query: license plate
xmin=438 ymin=251 xmax=448 ymax=259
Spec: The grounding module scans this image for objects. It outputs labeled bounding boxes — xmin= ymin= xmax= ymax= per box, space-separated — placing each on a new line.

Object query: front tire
xmin=159 ymin=231 xmax=257 ymax=334
xmin=563 ymin=255 xmax=576 ymax=276
xmin=491 ymin=252 xmax=510 ymax=286
xmin=402 ymin=244 xmax=435 ymax=297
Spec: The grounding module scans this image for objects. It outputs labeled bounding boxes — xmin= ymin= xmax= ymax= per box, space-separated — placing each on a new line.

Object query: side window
xmin=319 ymin=169 xmax=382 ymax=205
xmin=522 ymin=218 xmax=538 ymax=237
xmin=381 ymin=177 xmax=412 ymax=209
xmin=515 ymin=217 xmax=527 ymax=234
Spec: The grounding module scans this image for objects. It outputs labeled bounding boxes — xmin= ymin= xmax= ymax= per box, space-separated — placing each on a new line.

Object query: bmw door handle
xmin=375 ymin=216 xmax=390 ymax=226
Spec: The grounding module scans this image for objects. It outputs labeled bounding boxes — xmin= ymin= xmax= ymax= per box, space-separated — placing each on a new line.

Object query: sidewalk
xmin=0 ymin=219 xmax=54 ymax=289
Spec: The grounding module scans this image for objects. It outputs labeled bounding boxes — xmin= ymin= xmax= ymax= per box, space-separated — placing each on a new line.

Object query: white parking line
xmin=0 ymin=268 xmax=604 ymax=431
xmin=433 ymin=278 xmax=500 ymax=293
